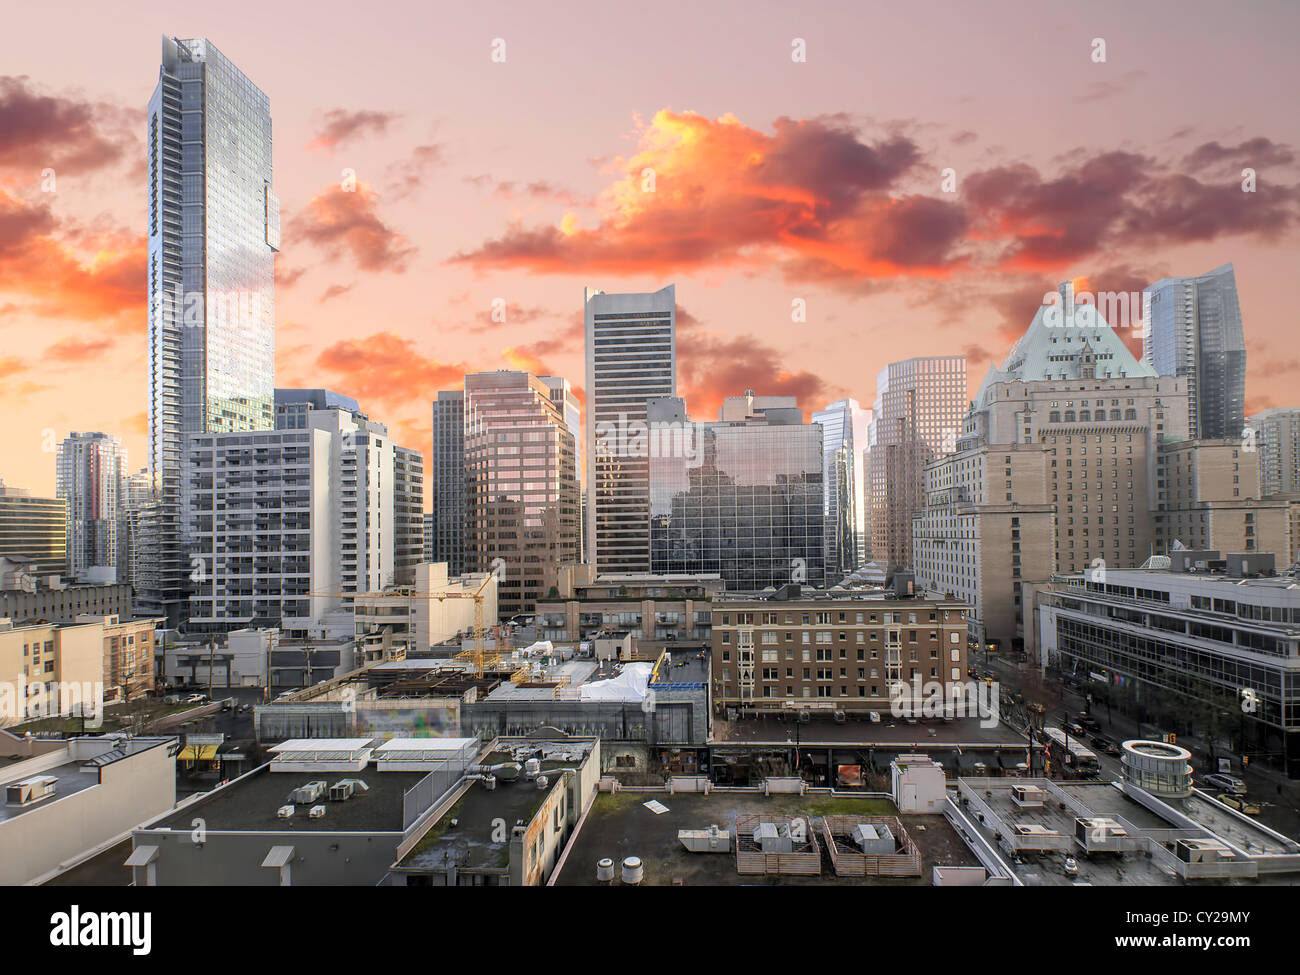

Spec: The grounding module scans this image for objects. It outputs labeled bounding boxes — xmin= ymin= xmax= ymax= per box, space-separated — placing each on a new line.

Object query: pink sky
xmin=2 ymin=0 xmax=1298 ymax=504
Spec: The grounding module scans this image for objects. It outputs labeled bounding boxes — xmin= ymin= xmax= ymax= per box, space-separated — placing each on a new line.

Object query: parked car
xmin=184 ymin=693 xmax=206 ymax=705
xmin=1216 ymin=793 xmax=1261 ymax=815
xmin=1203 ymin=772 xmax=1247 ymax=796
xmin=1078 ymin=715 xmax=1101 ymax=732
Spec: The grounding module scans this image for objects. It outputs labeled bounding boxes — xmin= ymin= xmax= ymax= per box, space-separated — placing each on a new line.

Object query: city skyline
xmin=2 ymin=3 xmax=1299 ymax=506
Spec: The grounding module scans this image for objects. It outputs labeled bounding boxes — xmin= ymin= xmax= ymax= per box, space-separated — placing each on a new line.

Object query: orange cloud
xmin=314 ymin=331 xmax=464 ymax=415
xmin=288 ymin=182 xmax=416 ymax=272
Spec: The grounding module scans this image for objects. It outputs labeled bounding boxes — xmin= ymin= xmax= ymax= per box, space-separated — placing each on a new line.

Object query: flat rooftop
xmin=0 ymin=760 xmax=101 ymax=824
xmin=151 ymin=766 xmax=429 ymax=833
xmin=554 ymin=792 xmax=980 ymax=887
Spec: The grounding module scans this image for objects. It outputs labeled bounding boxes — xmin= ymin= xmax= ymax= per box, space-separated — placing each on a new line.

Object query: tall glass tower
xmin=143 ymin=36 xmax=279 ymax=626
xmin=1143 ymin=263 xmax=1246 ymax=441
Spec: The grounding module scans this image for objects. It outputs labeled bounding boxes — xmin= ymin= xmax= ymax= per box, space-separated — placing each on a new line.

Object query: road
xmin=980 ymin=652 xmax=1300 ymax=841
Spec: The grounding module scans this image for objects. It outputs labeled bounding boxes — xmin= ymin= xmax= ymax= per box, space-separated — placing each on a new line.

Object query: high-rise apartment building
xmin=464 ymin=371 xmax=580 ymax=617
xmin=649 ymin=393 xmax=825 ymax=590
xmin=541 ymin=375 xmax=583 ymax=562
xmin=430 ymin=390 xmax=466 ymax=576
xmin=1247 ymin=407 xmax=1300 ymax=497
xmin=1144 ymin=263 xmax=1246 ymax=441
xmin=143 ymin=36 xmax=279 ymax=626
xmin=0 ymin=482 xmax=66 ymax=577
xmin=185 ymin=391 xmax=418 ymax=635
xmin=585 ymin=285 xmax=676 ymax=574
xmin=868 ymin=356 xmax=967 ymax=570
xmin=55 ymin=432 xmax=127 ymax=582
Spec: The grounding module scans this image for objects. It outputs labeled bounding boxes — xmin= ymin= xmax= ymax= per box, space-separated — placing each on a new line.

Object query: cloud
xmin=306 ymin=109 xmax=400 ymax=152
xmin=43 ymin=336 xmax=114 ymax=362
xmin=0 ymin=76 xmax=136 ymax=176
xmin=320 ymin=283 xmax=353 ymax=303
xmin=387 ymin=144 xmax=444 ymax=197
xmin=276 ymin=264 xmax=306 ymax=289
xmin=1182 ymin=138 xmax=1295 ymax=173
xmin=287 ymin=182 xmax=416 ymax=272
xmin=314 ymin=331 xmax=465 ymax=413
xmin=455 ymin=110 xmax=1299 ymax=287
xmin=1075 ymin=70 xmax=1148 ymax=103
xmin=0 ymin=188 xmax=144 ymax=330
xmin=675 ymin=305 xmax=834 ymax=420
xmin=452 ymin=110 xmax=960 ymax=283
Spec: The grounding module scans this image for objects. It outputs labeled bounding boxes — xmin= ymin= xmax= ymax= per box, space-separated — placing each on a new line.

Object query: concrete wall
xmin=0 ymin=738 xmax=175 ymax=885
xmin=132 ymin=826 xmax=403 ymax=886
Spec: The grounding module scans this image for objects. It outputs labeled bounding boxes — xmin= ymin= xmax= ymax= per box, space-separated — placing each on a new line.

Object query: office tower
xmin=0 ymin=481 xmax=67 ymax=576
xmin=1144 ymin=263 xmax=1247 ymax=440
xmin=649 ymin=393 xmax=825 ymax=590
xmin=185 ymin=390 xmax=415 ymax=635
xmin=912 ymin=282 xmax=1186 ymax=649
xmin=422 ymin=512 xmax=435 ymax=563
xmin=1247 ymin=407 xmax=1300 ymax=496
xmin=464 ymin=371 xmax=580 ymax=617
xmin=813 ymin=398 xmax=869 ymax=578
xmin=868 ymin=356 xmax=967 ymax=570
xmin=585 ymin=285 xmax=676 ymax=574
xmin=430 ymin=390 xmax=466 ymax=575
xmin=55 ymin=432 xmax=127 ymax=581
xmin=394 ymin=446 xmax=425 ymax=585
xmin=541 ymin=375 xmax=583 ymax=562
xmin=143 ymin=36 xmax=279 ymax=627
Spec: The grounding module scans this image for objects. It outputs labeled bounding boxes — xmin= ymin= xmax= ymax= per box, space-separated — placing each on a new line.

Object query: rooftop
xmin=151 ymin=765 xmax=429 ymax=833
xmin=554 ymin=792 xmax=980 ymax=886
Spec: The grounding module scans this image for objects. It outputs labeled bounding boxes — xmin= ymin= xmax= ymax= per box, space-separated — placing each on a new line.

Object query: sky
xmin=1 ymin=0 xmax=1298 ymax=504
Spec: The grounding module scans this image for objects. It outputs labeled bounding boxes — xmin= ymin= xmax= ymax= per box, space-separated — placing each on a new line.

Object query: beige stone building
xmin=1155 ymin=439 xmax=1292 ymax=558
xmin=0 ymin=618 xmax=104 ymax=726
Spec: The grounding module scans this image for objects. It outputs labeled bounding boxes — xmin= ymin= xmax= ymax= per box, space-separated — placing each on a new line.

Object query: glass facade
xmin=145 ymin=36 xmax=277 ymax=625
xmin=650 ymin=420 xmax=825 ymax=590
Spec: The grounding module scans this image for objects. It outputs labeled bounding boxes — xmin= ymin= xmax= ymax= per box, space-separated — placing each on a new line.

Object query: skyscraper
xmin=143 ymin=36 xmax=279 ymax=626
xmin=585 ymin=285 xmax=676 ymax=574
xmin=649 ymin=393 xmax=825 ymax=590
xmin=55 ymin=432 xmax=127 ymax=581
xmin=186 ymin=390 xmax=418 ymax=635
xmin=868 ymin=356 xmax=967 ymax=570
xmin=1248 ymin=407 xmax=1300 ymax=496
xmin=812 ymin=398 xmax=869 ymax=578
xmin=430 ymin=390 xmax=466 ymax=576
xmin=1144 ymin=263 xmax=1247 ymax=440
xmin=464 ymin=371 xmax=580 ymax=616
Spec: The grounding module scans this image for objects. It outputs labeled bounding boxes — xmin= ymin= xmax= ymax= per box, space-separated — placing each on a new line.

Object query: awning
xmin=124 ymin=845 xmax=159 ymax=868
xmin=177 ymin=744 xmax=219 ymax=761
xmin=262 ymin=846 xmax=295 ymax=869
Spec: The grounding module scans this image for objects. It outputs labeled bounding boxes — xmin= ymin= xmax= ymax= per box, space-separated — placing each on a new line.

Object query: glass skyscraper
xmin=143 ymin=36 xmax=278 ymax=626
xmin=649 ymin=396 xmax=824 ymax=590
xmin=1143 ymin=263 xmax=1246 ymax=441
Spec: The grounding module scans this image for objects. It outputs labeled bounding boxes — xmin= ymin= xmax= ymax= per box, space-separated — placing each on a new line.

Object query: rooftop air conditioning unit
xmin=308 ymin=805 xmax=326 ymax=819
xmin=6 ymin=775 xmax=58 ymax=806
xmin=329 ymin=781 xmax=354 ymax=802
xmin=277 ymin=804 xmax=295 ymax=819
xmin=288 ymin=780 xmax=327 ymax=805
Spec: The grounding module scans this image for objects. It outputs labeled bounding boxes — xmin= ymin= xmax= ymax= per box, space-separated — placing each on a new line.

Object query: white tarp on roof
xmin=520 ymin=640 xmax=554 ymax=656
xmin=579 ymin=662 xmax=653 ymax=702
